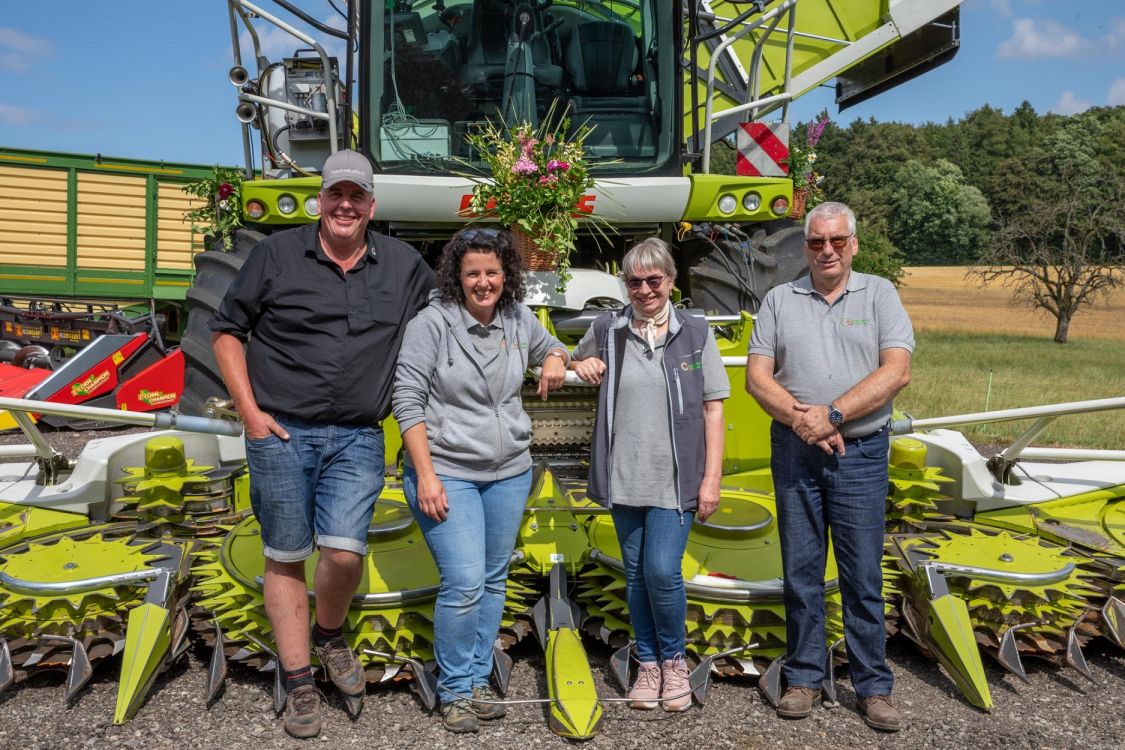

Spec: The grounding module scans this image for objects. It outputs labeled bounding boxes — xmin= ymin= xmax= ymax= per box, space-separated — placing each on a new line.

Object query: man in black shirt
xmin=210 ymin=150 xmax=435 ymax=738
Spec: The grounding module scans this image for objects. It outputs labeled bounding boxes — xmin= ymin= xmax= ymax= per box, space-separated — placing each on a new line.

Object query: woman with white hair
xmin=569 ymin=237 xmax=729 ymax=712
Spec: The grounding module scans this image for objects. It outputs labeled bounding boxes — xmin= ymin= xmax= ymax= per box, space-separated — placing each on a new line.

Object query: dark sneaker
xmin=440 ymin=699 xmax=480 ymax=733
xmin=283 ymin=685 xmax=324 ymax=739
xmin=471 ymin=685 xmax=507 ymax=720
xmin=858 ymin=694 xmax=902 ymax=732
xmin=777 ymin=686 xmax=821 ymax=719
xmin=314 ymin=635 xmax=366 ymax=698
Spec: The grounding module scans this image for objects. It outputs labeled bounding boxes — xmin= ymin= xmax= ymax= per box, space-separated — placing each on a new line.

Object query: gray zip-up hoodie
xmin=392 ymin=292 xmax=567 ymax=481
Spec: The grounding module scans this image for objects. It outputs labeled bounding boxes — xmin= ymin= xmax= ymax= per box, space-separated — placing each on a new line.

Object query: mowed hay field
xmin=899 ymin=266 xmax=1125 ymax=340
xmin=894 ymin=266 xmax=1125 ymax=449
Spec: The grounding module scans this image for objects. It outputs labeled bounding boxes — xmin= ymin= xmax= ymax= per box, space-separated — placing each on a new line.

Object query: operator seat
xmin=563 ymin=21 xmax=653 ymax=157
xmin=460 ymin=0 xmax=562 ymax=89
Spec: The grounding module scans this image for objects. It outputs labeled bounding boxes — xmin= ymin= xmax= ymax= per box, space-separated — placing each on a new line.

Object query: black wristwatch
xmin=827 ymin=403 xmax=844 ymax=427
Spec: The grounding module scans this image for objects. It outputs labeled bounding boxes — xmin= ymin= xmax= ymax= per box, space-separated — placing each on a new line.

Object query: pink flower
xmin=544 ymin=134 xmax=555 ymax=145
xmin=538 ymin=174 xmax=558 ymax=185
xmin=807 ymin=116 xmax=830 ymax=148
xmin=511 ymin=156 xmax=538 ymax=175
xmin=546 ymin=160 xmax=569 ymax=172
xmin=217 ymin=182 xmax=234 ymax=199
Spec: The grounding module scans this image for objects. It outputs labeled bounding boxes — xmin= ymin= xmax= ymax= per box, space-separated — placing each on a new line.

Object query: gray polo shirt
xmin=749 ymin=271 xmax=914 ymax=438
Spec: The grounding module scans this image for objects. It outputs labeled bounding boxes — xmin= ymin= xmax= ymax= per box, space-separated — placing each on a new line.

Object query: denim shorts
xmin=246 ymin=413 xmax=385 ymax=562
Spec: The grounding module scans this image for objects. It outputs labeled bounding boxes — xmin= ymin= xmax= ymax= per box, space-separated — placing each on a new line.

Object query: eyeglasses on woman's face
xmin=624 ymin=274 xmax=668 ymax=290
xmin=804 ymin=234 xmax=853 ymax=250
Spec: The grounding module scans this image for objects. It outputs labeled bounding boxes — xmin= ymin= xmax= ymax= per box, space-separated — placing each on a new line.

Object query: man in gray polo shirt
xmin=746 ymin=201 xmax=913 ymax=732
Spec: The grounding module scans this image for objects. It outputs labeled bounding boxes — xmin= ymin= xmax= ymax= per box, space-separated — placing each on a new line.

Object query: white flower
xmin=219 ymin=199 xmax=229 ymax=210
xmin=807 ymin=153 xmax=817 ymax=164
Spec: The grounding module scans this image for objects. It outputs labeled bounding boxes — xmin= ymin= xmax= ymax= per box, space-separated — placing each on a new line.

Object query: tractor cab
xmin=363 ymin=0 xmax=680 ymax=177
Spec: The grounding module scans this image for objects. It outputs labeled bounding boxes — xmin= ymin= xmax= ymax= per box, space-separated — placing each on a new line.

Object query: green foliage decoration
xmin=853 ymin=226 xmax=906 ymax=286
xmin=182 ymin=167 xmax=244 ymax=251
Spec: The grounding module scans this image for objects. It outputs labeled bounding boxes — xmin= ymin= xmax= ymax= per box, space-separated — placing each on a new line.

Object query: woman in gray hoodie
xmin=392 ymin=227 xmax=568 ymax=733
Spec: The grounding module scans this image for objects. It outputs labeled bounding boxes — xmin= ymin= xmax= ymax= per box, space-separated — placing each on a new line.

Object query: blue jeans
xmin=611 ymin=505 xmax=694 ymax=663
xmin=770 ymin=421 xmax=893 ymax=698
xmin=247 ymin=414 xmax=385 ymax=562
xmin=403 ymin=467 xmax=532 ymax=705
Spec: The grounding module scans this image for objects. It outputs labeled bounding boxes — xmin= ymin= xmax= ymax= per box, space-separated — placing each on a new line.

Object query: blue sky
xmin=1 ymin=1 xmax=1123 ymax=165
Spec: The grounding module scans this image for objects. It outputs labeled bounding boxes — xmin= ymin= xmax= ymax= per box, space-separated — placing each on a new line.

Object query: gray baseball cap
xmin=320 ymin=149 xmax=374 ymax=193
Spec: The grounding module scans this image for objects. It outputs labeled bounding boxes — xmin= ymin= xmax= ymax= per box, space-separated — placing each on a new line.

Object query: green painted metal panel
xmin=0 ymin=147 xmax=232 ymax=303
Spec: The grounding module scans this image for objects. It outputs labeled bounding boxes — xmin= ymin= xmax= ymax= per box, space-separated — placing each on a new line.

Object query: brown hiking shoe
xmin=314 ymin=635 xmax=366 ymax=698
xmin=858 ymin=694 xmax=902 ymax=731
xmin=777 ymin=686 xmax=821 ymax=719
xmin=283 ymin=685 xmax=324 ymax=739
xmin=440 ymin=699 xmax=480 ymax=733
xmin=470 ymin=685 xmax=506 ymax=720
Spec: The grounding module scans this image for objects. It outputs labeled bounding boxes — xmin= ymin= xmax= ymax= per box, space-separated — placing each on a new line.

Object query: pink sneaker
xmin=627 ymin=662 xmax=661 ymax=709
xmin=661 ymin=656 xmax=692 ymax=712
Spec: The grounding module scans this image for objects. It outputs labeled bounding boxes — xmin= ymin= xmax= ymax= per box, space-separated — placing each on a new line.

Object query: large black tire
xmin=684 ymin=220 xmax=809 ymax=315
xmin=178 ymin=228 xmax=264 ymax=416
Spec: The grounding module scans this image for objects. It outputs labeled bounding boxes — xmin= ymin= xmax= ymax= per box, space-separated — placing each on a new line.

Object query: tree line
xmin=714 ymin=103 xmax=1125 ymax=342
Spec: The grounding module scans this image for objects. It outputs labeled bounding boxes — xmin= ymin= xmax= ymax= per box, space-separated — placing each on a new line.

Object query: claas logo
xmin=458 ymin=194 xmax=596 ymax=217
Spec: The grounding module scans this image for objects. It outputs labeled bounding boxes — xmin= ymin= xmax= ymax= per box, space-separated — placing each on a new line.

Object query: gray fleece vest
xmin=585 ymin=308 xmax=710 ymax=511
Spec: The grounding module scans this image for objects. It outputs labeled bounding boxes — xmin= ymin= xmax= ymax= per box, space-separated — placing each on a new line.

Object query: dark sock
xmin=312 ymin=622 xmax=343 ymax=647
xmin=285 ymin=666 xmax=315 ymax=693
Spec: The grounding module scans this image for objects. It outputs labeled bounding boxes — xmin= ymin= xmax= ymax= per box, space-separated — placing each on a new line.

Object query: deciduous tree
xmin=971 ymin=120 xmax=1125 ymax=343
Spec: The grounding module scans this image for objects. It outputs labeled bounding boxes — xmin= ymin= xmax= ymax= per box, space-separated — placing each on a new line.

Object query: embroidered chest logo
xmin=679 ymin=360 xmax=702 ymax=371
xmin=841 ymin=318 xmax=871 ymax=326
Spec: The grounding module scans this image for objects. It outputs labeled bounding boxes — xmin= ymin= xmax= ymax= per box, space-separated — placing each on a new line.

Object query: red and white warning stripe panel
xmin=736 ymin=122 xmax=790 ymax=177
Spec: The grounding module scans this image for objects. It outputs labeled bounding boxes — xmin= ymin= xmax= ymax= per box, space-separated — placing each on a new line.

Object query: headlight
xmin=717 ymin=194 xmax=737 ymax=215
xmin=246 ymin=200 xmax=266 ymax=220
xmin=742 ymin=192 xmax=761 ymax=212
xmin=277 ymin=194 xmax=298 ymax=215
xmin=304 ymin=197 xmax=320 ymax=216
xmin=770 ymin=196 xmax=789 ymax=216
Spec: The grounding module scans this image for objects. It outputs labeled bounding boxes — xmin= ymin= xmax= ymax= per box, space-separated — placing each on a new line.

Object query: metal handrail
xmin=589 ymin=548 xmax=838 ymax=601
xmin=921 ymin=560 xmax=1076 ymax=587
xmin=0 ymin=568 xmax=159 ymax=595
xmin=891 ymin=397 xmax=1125 ymax=475
xmin=890 ymin=397 xmax=1125 ymax=434
xmin=231 ymin=0 xmax=339 ymax=155
xmin=0 ymin=396 xmax=244 ymax=438
xmin=701 ymin=0 xmax=800 ymax=172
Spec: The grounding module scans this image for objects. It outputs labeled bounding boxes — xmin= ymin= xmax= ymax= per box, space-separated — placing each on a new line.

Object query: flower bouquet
xmin=464 ymin=109 xmax=608 ymax=280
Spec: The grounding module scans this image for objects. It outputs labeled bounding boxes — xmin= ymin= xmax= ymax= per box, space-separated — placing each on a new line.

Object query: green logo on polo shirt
xmin=842 ymin=318 xmax=871 ymax=326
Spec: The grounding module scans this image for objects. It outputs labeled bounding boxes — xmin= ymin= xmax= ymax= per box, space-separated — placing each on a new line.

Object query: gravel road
xmin=2 ymin=427 xmax=1123 ymax=749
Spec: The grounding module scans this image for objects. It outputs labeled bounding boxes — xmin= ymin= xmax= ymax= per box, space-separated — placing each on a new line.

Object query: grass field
xmin=895 ymin=267 xmax=1124 ymax=449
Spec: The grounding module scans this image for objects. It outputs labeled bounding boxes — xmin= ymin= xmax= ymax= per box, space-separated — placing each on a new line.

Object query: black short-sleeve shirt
xmin=208 ymin=222 xmax=436 ymax=425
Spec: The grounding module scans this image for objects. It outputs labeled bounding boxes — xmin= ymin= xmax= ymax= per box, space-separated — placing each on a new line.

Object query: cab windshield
xmin=365 ymin=0 xmax=677 ymax=176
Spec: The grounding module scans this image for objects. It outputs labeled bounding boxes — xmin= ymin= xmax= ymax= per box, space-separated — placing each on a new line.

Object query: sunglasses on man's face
xmin=624 ymin=274 xmax=668 ymax=290
xmin=459 ymin=227 xmax=501 ymax=242
xmin=805 ymin=235 xmax=853 ymax=250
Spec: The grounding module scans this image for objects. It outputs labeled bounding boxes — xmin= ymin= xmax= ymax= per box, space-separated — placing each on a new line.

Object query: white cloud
xmin=997 ymin=18 xmax=1086 ymax=59
xmin=1050 ymin=91 xmax=1091 ymax=115
xmin=990 ymin=0 xmax=1013 ymax=17
xmin=0 ymin=103 xmax=39 ymax=126
xmin=1107 ymin=18 xmax=1125 ymax=54
xmin=0 ymin=27 xmax=51 ymax=72
xmin=1108 ymin=78 xmax=1125 ymax=107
